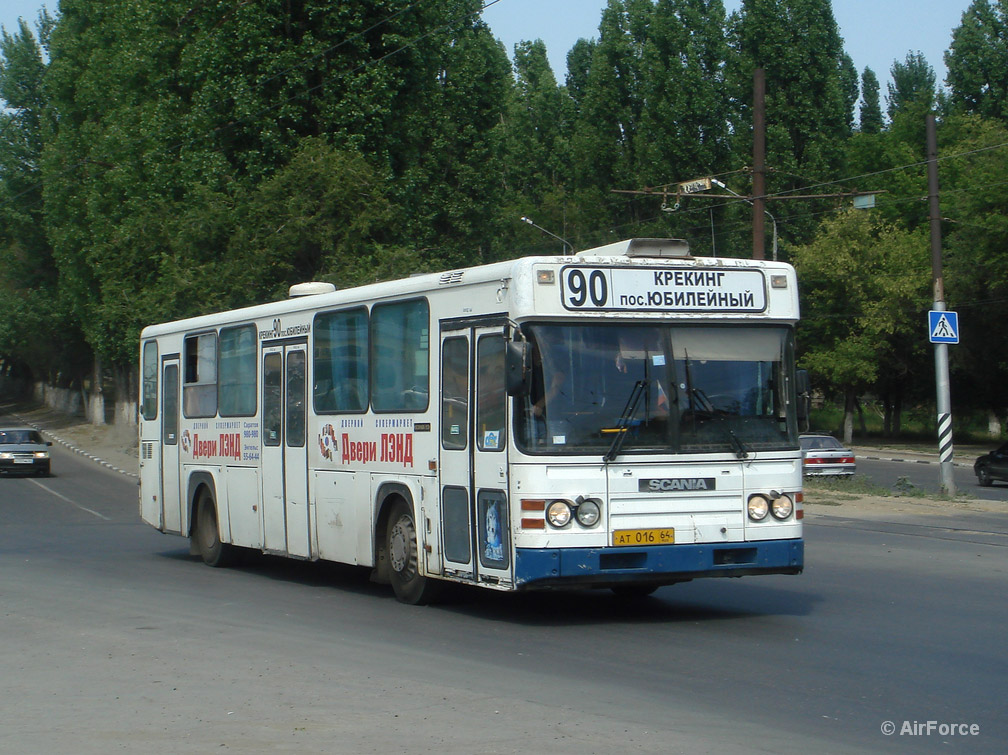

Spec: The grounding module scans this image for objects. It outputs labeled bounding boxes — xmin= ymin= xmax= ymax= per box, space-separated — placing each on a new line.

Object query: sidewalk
xmin=0 ymin=401 xmax=139 ymax=478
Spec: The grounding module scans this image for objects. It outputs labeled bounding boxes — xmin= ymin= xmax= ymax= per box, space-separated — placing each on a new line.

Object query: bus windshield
xmin=515 ymin=323 xmax=798 ymax=456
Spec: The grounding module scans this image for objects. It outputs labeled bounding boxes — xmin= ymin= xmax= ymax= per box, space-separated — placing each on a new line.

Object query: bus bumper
xmin=513 ymin=539 xmax=803 ymax=589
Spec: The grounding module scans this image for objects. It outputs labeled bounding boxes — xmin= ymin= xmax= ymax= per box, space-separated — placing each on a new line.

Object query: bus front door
xmin=439 ymin=325 xmax=512 ymax=587
xmin=261 ymin=342 xmax=311 ymax=558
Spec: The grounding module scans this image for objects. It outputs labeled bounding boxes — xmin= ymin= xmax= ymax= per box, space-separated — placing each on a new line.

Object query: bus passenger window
xmin=371 ymin=299 xmax=429 ymax=412
xmin=141 ymin=341 xmax=158 ymax=421
xmin=183 ymin=333 xmax=217 ymax=418
xmin=314 ymin=308 xmax=368 ymax=413
xmin=219 ymin=325 xmax=256 ymax=416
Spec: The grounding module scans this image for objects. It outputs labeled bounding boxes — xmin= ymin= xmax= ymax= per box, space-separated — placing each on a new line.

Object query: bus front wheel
xmin=386 ymin=500 xmax=439 ymax=605
xmin=194 ymin=488 xmax=235 ymax=567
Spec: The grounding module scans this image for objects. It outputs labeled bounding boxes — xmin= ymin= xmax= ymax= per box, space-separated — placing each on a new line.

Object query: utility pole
xmin=752 ymin=68 xmax=766 ymax=260
xmin=927 ymin=114 xmax=956 ymax=496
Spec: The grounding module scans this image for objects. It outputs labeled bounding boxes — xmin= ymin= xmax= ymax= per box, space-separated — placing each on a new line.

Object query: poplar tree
xmin=0 ymin=13 xmax=86 ymax=385
xmin=634 ymin=0 xmax=731 ymax=187
xmin=886 ymin=51 xmax=937 ymax=121
xmin=726 ymin=0 xmax=851 ymax=245
xmin=859 ymin=67 xmax=883 ymax=133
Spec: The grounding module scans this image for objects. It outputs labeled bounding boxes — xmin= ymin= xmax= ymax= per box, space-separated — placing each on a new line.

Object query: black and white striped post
xmin=927 ymin=114 xmax=956 ymax=496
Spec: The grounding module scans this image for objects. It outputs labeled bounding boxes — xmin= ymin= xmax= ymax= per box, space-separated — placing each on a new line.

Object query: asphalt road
xmin=1 ymin=440 xmax=1006 ymax=753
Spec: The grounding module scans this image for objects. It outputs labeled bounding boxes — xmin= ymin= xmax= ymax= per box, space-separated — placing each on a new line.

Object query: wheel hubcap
xmin=389 ymin=517 xmax=412 ymax=574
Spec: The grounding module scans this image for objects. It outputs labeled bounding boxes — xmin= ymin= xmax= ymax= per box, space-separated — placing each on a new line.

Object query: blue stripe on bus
xmin=513 ymin=539 xmax=803 ymax=588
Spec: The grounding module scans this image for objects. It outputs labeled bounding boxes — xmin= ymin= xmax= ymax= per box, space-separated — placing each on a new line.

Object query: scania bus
xmin=139 ymin=238 xmax=804 ymax=603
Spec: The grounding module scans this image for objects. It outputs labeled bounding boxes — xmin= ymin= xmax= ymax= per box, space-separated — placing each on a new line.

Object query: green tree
xmin=392 ymin=15 xmax=513 ymax=267
xmin=886 ymin=51 xmax=937 ymax=122
xmin=0 ymin=12 xmax=89 ymax=386
xmin=229 ymin=137 xmax=400 ymax=300
xmin=504 ymin=40 xmax=566 ymax=200
xmin=946 ymin=0 xmax=1008 ymax=123
xmin=39 ymin=0 xmax=507 ymax=379
xmin=839 ymin=53 xmax=859 ymax=133
xmin=570 ymin=0 xmax=650 ymax=197
xmin=938 ymin=115 xmax=1008 ymax=423
xmin=791 ymin=210 xmax=930 ymax=442
xmin=859 ymin=67 xmax=883 ymax=133
xmin=635 ymin=0 xmax=731 ymax=187
xmin=564 ymin=37 xmax=596 ymax=113
xmin=726 ymin=0 xmax=853 ymax=247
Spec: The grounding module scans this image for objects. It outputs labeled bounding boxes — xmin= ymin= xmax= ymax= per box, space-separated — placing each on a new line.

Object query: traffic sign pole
xmin=927 ymin=114 xmax=955 ymax=496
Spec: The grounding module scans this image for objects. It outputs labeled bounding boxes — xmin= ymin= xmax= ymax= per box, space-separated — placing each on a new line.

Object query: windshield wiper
xmin=604 ymin=380 xmax=647 ymax=462
xmin=726 ymin=424 xmax=750 ymax=460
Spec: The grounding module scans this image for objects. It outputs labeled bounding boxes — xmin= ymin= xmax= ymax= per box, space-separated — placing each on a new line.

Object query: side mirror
xmin=795 ymin=369 xmax=810 ymax=396
xmin=505 ymin=341 xmax=529 ymax=396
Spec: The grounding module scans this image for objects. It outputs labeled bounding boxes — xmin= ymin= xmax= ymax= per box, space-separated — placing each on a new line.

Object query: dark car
xmin=974 ymin=442 xmax=1008 ymax=486
xmin=799 ymin=433 xmax=855 ymax=477
xmin=0 ymin=427 xmax=52 ymax=477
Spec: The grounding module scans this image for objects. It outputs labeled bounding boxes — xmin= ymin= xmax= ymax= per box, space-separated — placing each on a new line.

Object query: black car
xmin=974 ymin=442 xmax=1008 ymax=486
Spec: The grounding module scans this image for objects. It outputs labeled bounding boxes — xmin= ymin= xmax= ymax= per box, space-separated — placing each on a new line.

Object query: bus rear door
xmin=161 ymin=358 xmax=182 ymax=533
xmin=261 ymin=342 xmax=311 ymax=558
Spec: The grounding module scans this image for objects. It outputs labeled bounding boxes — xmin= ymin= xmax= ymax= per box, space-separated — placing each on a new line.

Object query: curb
xmin=856 ymin=451 xmax=972 ymax=469
xmin=12 ymin=414 xmax=139 ymax=480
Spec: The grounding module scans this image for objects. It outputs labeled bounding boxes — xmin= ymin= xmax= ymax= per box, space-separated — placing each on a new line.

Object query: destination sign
xmin=560 ymin=266 xmax=767 ymax=313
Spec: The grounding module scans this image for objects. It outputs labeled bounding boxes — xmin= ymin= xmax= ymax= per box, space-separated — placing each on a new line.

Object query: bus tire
xmin=386 ymin=499 xmax=439 ymax=605
xmin=194 ymin=487 xmax=235 ymax=568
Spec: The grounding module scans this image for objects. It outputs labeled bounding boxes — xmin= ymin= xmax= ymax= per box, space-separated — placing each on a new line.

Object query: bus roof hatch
xmin=289 ymin=282 xmax=337 ymax=297
xmin=578 ymin=238 xmax=690 ymax=259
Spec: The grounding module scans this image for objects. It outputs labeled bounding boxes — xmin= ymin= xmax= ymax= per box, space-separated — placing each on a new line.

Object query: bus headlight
xmin=574 ymin=498 xmax=601 ymax=527
xmin=771 ymin=494 xmax=794 ymax=520
xmin=546 ymin=500 xmax=572 ymax=527
xmin=747 ymin=494 xmax=770 ymax=521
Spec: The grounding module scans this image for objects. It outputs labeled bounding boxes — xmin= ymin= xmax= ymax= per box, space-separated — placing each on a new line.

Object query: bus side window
xmin=314 ymin=308 xmax=368 ymax=413
xmin=183 ymin=332 xmax=217 ymax=418
xmin=219 ymin=324 xmax=256 ymax=417
xmin=141 ymin=341 xmax=158 ymax=421
xmin=371 ymin=299 xmax=429 ymax=412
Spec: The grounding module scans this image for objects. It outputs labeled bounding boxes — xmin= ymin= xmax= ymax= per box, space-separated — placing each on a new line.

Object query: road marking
xmin=27 ymin=478 xmax=110 ymax=520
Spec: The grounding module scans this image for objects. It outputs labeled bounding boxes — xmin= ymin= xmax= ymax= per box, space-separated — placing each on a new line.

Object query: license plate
xmin=613 ymin=528 xmax=675 ymax=546
xmin=14 ymin=459 xmax=34 ymax=464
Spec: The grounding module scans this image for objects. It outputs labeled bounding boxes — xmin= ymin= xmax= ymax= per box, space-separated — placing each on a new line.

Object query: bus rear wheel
xmin=386 ymin=500 xmax=439 ymax=605
xmin=194 ymin=488 xmax=235 ymax=567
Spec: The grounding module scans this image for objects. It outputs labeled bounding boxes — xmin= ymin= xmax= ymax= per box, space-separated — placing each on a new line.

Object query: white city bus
xmin=139 ymin=238 xmax=804 ymax=603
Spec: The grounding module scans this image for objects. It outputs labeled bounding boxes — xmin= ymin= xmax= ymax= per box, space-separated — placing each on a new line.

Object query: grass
xmin=802 ymin=472 xmax=975 ymax=505
xmin=807 ymin=404 xmax=1001 ymax=454
xmin=803 ymin=474 xmax=899 ymax=501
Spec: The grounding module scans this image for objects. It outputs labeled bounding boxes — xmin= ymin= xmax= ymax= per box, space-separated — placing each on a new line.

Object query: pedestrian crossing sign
xmin=928 ymin=310 xmax=959 ymax=344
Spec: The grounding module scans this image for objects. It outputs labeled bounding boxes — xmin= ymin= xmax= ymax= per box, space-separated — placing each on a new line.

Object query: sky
xmin=1 ymin=0 xmax=976 ymax=101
